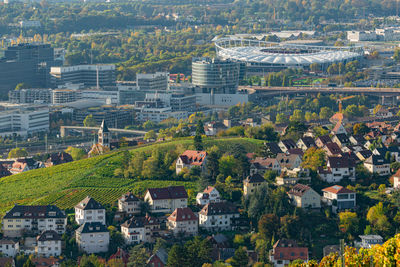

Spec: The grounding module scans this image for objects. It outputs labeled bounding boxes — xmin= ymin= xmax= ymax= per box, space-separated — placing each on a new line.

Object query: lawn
xmin=0 ymin=137 xmax=262 ymax=215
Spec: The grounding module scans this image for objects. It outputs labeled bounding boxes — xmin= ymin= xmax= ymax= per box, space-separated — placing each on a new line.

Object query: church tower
xmin=98 ymin=120 xmax=110 ymax=148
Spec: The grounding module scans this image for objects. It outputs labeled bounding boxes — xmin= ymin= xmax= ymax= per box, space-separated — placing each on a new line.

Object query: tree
xmin=108 ymin=226 xmax=125 ymax=255
xmin=276 ymin=113 xmax=288 ymax=124
xmin=290 ymin=109 xmax=304 ymax=122
xmin=23 ymin=259 xmax=35 ymax=267
xmin=353 ymin=123 xmax=369 ymax=135
xmin=301 ymin=147 xmax=326 ymax=171
xmin=167 ymin=244 xmax=188 ymax=267
xmin=230 ymin=247 xmax=249 ymax=267
xmin=83 ymin=114 xmax=97 ymax=127
xmin=194 ymin=133 xmax=203 ymax=151
xmin=8 ymin=147 xmax=28 ymax=159
xmin=339 ymin=211 xmax=359 ymax=236
xmin=218 ymin=155 xmax=236 ymax=178
xmin=205 ymin=146 xmax=220 ymax=182
xmin=319 ymin=107 xmax=334 ymax=119
xmin=144 ymin=130 xmax=157 ymax=141
xmin=15 ymin=83 xmax=30 ymax=90
xmin=196 ymin=120 xmax=205 ymax=135
xmin=367 ymin=202 xmax=391 ymax=235
xmin=185 ymin=236 xmax=212 ymax=266
xmin=65 ymin=146 xmax=86 ymax=160
xmin=258 ymin=214 xmax=279 ymax=241
xmin=128 ymin=244 xmax=149 ymax=267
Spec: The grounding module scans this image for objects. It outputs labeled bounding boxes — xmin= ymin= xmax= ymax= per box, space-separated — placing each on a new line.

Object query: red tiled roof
xmin=179 ymin=150 xmax=207 ymax=166
xmin=168 ymin=207 xmax=197 ymax=222
xmin=322 ymin=185 xmax=355 ymax=194
xmin=273 ymin=247 xmax=308 ymax=261
xmin=288 ymin=184 xmax=312 ymax=197
xmin=204 ymin=186 xmax=215 ymax=194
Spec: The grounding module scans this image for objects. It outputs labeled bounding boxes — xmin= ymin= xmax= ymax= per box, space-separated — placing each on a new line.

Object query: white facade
xmin=74 ymin=208 xmax=106 ymax=225
xmin=196 ymin=187 xmax=221 ymax=205
xmin=167 ymin=219 xmax=198 ymax=236
xmin=364 ymin=162 xmax=390 ymax=176
xmin=198 ymin=212 xmax=239 ymax=231
xmin=0 ymin=240 xmax=19 ymax=257
xmin=76 ymin=223 xmax=110 ymax=254
xmin=121 ymin=224 xmax=145 ymax=245
xmin=195 ymin=93 xmax=248 ymax=106
xmin=144 ymin=193 xmax=188 ymax=213
xmin=135 ymin=106 xmax=188 ymax=123
xmin=347 ymin=31 xmax=377 ymax=42
xmin=0 ymin=106 xmax=49 ymax=137
xmin=118 ymin=194 xmax=141 ymax=215
xmin=36 ymin=231 xmax=62 ymax=258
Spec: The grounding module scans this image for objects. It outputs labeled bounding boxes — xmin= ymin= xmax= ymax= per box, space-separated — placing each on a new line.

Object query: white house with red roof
xmin=144 ymin=186 xmax=188 ymax=213
xmin=269 ymin=239 xmax=308 ymax=267
xmin=167 ymin=207 xmax=198 ymax=236
xmin=322 ymin=185 xmax=356 ymax=213
xmin=196 ymin=186 xmax=221 ymax=205
xmin=176 ymin=150 xmax=207 ymax=175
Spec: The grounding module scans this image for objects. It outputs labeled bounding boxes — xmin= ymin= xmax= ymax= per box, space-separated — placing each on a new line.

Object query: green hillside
xmin=0 ymin=138 xmax=262 ymax=214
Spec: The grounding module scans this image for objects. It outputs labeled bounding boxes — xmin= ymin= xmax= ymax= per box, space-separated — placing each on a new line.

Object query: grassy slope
xmin=0 ymin=138 xmax=262 ymax=214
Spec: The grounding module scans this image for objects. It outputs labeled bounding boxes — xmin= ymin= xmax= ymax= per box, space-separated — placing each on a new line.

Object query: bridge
xmin=60 ymin=126 xmax=147 ymax=138
xmin=242 ymin=86 xmax=400 ymax=96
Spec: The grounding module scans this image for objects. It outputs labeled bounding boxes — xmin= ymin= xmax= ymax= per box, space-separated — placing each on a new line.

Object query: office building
xmin=52 ymin=89 xmax=80 ymax=104
xmin=0 ymin=44 xmax=55 ymax=96
xmin=134 ymin=97 xmax=188 ymax=123
xmin=136 ymin=72 xmax=169 ymax=91
xmin=72 ymin=105 xmax=134 ymax=128
xmin=50 ymin=64 xmax=116 ymax=88
xmin=8 ymin=88 xmax=52 ymax=104
xmin=81 ymin=90 xmax=119 ymax=105
xmin=145 ymin=92 xmax=197 ymax=112
xmin=0 ymin=105 xmax=49 ymax=137
xmin=192 ymin=57 xmax=240 ymax=94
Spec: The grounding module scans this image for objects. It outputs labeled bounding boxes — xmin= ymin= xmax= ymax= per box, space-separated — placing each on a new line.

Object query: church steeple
xmin=98 ymin=120 xmax=110 ymax=147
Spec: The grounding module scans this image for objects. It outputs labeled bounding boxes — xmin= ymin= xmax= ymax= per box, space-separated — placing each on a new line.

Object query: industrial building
xmin=8 ymin=88 xmax=52 ymax=104
xmin=136 ymin=72 xmax=169 ymax=91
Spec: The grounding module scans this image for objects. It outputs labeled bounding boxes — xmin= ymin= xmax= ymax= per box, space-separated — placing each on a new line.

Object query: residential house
xmin=356 ymin=150 xmax=373 ymax=161
xmin=278 ymin=139 xmax=297 ymax=153
xmin=269 ymin=239 xmax=308 ymax=267
xmin=332 ymin=133 xmax=350 ymax=148
xmin=9 ymin=158 xmax=43 ymax=174
xmin=0 ymin=239 xmax=19 ymax=257
xmin=121 ymin=214 xmax=161 ymax=244
xmin=167 ymin=207 xmax=198 ymax=236
xmin=2 ymin=205 xmax=67 ymax=238
xmin=198 ymin=202 xmax=240 ymax=231
xmin=243 ymin=174 xmax=266 ymax=196
xmin=357 ymin=235 xmax=384 ymax=249
xmin=392 ymin=169 xmax=400 ymax=188
xmin=323 ymin=143 xmax=343 ymax=157
xmin=44 ymin=152 xmax=73 ymax=167
xmin=364 ymin=155 xmax=390 ymax=176
xmin=109 ymin=248 xmax=130 ymax=267
xmin=76 ymin=222 xmax=109 ymax=254
xmin=315 ymin=135 xmax=332 ymax=148
xmin=30 ymin=258 xmax=59 ymax=267
xmin=287 ymin=184 xmax=321 ymax=209
xmin=318 ymin=157 xmax=356 ymax=183
xmin=75 ymin=196 xmax=106 ymax=225
xmin=196 ymin=186 xmax=221 ymax=206
xmin=275 ymin=170 xmax=311 ymax=186
xmin=118 ymin=192 xmax=141 ymax=215
xmin=349 ymin=135 xmax=366 ymax=146
xmin=144 ymin=186 xmax=188 ymax=213
xmin=263 ymin=142 xmax=283 ymax=156
xmin=331 ymin=121 xmax=347 ymax=135
xmin=249 ymin=157 xmax=281 ymax=175
xmin=147 ymin=248 xmax=168 ymax=267
xmin=296 ymin=137 xmax=316 ymax=151
xmin=322 ymin=185 xmax=356 ymax=213
xmin=176 ymin=150 xmax=207 ymax=175
xmin=276 ymin=153 xmax=302 ymax=170
xmin=36 ymin=230 xmax=62 ymax=258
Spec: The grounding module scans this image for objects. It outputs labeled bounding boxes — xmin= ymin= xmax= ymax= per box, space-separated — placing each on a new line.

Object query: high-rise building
xmin=50 ymin=64 xmax=116 ymax=88
xmin=136 ymin=72 xmax=169 ymax=91
xmin=0 ymin=44 xmax=55 ymax=97
xmin=192 ymin=57 xmax=240 ymax=94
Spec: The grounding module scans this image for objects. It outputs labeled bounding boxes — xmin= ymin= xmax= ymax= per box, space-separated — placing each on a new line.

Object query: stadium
xmin=215 ymin=38 xmax=364 ymax=75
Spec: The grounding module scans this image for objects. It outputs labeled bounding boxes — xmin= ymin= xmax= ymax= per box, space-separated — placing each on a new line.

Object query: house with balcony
xmin=287 ymin=184 xmax=321 ymax=209
xmin=176 ymin=150 xmax=207 ymax=175
xmin=76 ymin=222 xmax=109 ymax=254
xmin=198 ymin=202 xmax=239 ymax=231
xmin=322 ymin=185 xmax=356 ymax=213
xmin=75 ymin=196 xmax=106 ymax=225
xmin=36 ymin=230 xmax=61 ymax=258
xmin=196 ymin=186 xmax=221 ymax=206
xmin=121 ymin=214 xmax=161 ymax=244
xmin=364 ymin=154 xmax=390 ymax=176
xmin=318 ymin=156 xmax=356 ymax=183
xmin=0 ymin=239 xmax=19 ymax=257
xmin=2 ymin=205 xmax=67 ymax=238
xmin=167 ymin=207 xmax=198 ymax=236
xmin=144 ymin=186 xmax=188 ymax=213
xmin=118 ymin=192 xmax=141 ymax=215
xmin=249 ymin=157 xmax=281 ymax=175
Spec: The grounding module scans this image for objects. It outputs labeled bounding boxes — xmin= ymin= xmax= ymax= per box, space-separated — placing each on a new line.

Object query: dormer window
xmin=96 ymin=226 xmax=100 ymax=230
xmin=49 ymin=212 xmax=56 ymax=217
xmin=13 ymin=212 xmax=20 ymax=217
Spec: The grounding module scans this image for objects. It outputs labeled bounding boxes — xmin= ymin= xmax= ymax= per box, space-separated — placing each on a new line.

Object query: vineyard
xmin=0 ymin=137 xmax=262 ymax=215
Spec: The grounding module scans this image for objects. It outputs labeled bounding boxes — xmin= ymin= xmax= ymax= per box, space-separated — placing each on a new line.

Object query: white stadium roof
xmin=215 ymin=38 xmax=363 ymax=66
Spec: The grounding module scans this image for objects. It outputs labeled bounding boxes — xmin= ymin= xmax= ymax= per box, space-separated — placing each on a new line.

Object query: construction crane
xmin=338 ymin=95 xmax=356 ymax=113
